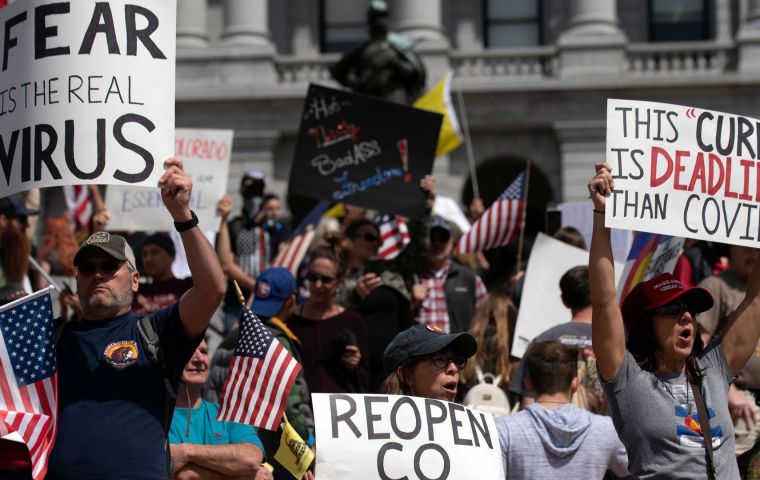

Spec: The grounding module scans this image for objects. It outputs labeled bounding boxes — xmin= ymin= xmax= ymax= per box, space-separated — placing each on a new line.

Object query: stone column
xmin=553 ymin=120 xmax=607 ymax=202
xmin=390 ymin=0 xmax=450 ymax=87
xmin=222 ymin=0 xmax=273 ymax=49
xmin=738 ymin=0 xmax=760 ymax=73
xmin=177 ymin=0 xmax=208 ymax=47
xmin=557 ymin=0 xmax=627 ymax=77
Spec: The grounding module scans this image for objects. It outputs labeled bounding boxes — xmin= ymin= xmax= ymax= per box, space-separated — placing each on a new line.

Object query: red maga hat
xmin=620 ymin=273 xmax=714 ymax=331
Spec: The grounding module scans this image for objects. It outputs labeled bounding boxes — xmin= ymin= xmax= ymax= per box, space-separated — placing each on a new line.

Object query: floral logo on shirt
xmin=103 ymin=340 xmax=139 ymax=368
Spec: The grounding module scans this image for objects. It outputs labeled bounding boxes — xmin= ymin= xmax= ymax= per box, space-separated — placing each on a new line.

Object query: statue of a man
xmin=331 ymin=0 xmax=426 ymax=104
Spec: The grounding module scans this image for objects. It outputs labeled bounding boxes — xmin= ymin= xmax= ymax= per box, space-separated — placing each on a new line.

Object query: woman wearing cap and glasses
xmin=379 ymin=324 xmax=477 ymax=402
xmin=288 ymin=234 xmax=370 ymax=394
xmin=589 ymin=162 xmax=760 ymax=479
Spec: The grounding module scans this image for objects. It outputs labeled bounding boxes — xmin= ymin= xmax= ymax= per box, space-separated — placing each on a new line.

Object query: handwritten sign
xmin=104 ymin=128 xmax=233 ymax=231
xmin=289 ymin=84 xmax=441 ymax=217
xmin=606 ymin=99 xmax=760 ymax=247
xmin=313 ymin=393 xmax=504 ymax=480
xmin=0 ymin=0 xmax=175 ymax=197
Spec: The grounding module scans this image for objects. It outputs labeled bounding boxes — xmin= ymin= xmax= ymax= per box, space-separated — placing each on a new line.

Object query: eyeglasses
xmin=307 ymin=273 xmax=336 ymax=284
xmin=78 ymin=260 xmax=124 ymax=275
xmin=429 ymin=353 xmax=467 ymax=370
xmin=357 ymin=232 xmax=380 ymax=243
xmin=655 ymin=301 xmax=692 ymax=317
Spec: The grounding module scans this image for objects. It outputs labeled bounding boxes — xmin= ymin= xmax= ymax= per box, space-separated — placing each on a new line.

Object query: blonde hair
xmin=460 ymin=293 xmax=516 ymax=387
xmin=311 ymin=231 xmax=352 ymax=280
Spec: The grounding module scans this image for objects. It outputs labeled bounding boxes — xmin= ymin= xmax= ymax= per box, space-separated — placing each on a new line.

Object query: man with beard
xmin=0 ymin=193 xmax=37 ymax=292
xmin=411 ymin=215 xmax=486 ymax=334
xmin=46 ymin=158 xmax=227 ymax=480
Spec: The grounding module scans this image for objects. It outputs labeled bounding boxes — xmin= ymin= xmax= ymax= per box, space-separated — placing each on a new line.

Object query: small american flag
xmin=216 ymin=306 xmax=301 ymax=430
xmin=272 ymin=200 xmax=330 ymax=276
xmin=63 ymin=185 xmax=92 ymax=233
xmin=375 ymin=214 xmax=410 ymax=260
xmin=0 ymin=288 xmax=57 ymax=480
xmin=457 ymin=171 xmax=526 ymax=253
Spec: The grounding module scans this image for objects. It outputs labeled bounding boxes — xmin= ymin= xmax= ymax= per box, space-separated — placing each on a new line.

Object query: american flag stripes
xmin=456 ymin=171 xmax=526 ymax=253
xmin=272 ymin=200 xmax=331 ymax=276
xmin=0 ymin=288 xmax=57 ymax=480
xmin=375 ymin=214 xmax=410 ymax=260
xmin=217 ymin=306 xmax=301 ymax=431
xmin=63 ymin=185 xmax=92 ymax=233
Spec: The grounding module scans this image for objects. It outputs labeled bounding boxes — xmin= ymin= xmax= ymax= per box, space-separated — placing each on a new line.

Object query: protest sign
xmin=433 ymin=195 xmax=471 ymax=234
xmin=0 ymin=0 xmax=176 ymax=198
xmin=557 ymin=200 xmax=632 ymax=262
xmin=104 ymin=128 xmax=232 ymax=231
xmin=616 ymin=233 xmax=685 ymax=301
xmin=512 ymin=233 xmax=623 ymax=358
xmin=313 ymin=393 xmax=503 ymax=480
xmin=288 ymin=84 xmax=442 ymax=217
xmin=606 ymin=99 xmax=760 ymax=248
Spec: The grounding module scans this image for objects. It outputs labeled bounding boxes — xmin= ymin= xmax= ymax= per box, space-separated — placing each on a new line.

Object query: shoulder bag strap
xmin=690 ymin=381 xmax=718 ymax=480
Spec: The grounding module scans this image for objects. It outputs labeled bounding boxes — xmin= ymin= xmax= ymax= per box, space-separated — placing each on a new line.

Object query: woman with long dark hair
xmin=589 ymin=162 xmax=760 ymax=479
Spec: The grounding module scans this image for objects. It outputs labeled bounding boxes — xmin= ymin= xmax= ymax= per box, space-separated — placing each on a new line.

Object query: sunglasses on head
xmin=78 ymin=260 xmax=123 ymax=275
xmin=307 ymin=273 xmax=335 ymax=284
xmin=655 ymin=301 xmax=693 ymax=317
xmin=429 ymin=353 xmax=467 ymax=370
xmin=357 ymin=232 xmax=380 ymax=243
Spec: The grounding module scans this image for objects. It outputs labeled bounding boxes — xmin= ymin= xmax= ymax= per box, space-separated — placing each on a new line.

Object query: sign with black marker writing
xmin=0 ymin=0 xmax=175 ymax=197
xmin=289 ymin=84 xmax=442 ymax=217
xmin=312 ymin=393 xmax=504 ymax=480
xmin=606 ymin=99 xmax=760 ymax=247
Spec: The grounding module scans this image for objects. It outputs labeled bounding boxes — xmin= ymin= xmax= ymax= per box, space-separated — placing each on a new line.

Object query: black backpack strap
xmin=690 ymin=381 xmax=718 ymax=480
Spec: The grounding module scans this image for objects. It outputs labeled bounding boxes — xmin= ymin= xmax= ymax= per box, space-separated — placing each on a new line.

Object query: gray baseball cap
xmin=73 ymin=232 xmax=137 ymax=271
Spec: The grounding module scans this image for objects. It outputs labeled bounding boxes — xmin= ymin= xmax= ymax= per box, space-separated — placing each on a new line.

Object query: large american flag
xmin=456 ymin=171 xmax=526 ymax=253
xmin=0 ymin=288 xmax=57 ymax=480
xmin=375 ymin=214 xmax=410 ymax=260
xmin=272 ymin=200 xmax=330 ymax=276
xmin=216 ymin=306 xmax=301 ymax=431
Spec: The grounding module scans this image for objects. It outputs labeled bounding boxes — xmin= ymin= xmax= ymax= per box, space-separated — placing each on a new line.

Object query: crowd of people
xmin=1 ymin=160 xmax=760 ymax=480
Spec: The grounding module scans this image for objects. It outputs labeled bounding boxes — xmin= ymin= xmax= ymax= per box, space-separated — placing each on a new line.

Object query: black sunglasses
xmin=307 ymin=273 xmax=336 ymax=284
xmin=655 ymin=301 xmax=693 ymax=317
xmin=78 ymin=260 xmax=123 ymax=275
xmin=429 ymin=353 xmax=467 ymax=370
xmin=357 ymin=232 xmax=380 ymax=243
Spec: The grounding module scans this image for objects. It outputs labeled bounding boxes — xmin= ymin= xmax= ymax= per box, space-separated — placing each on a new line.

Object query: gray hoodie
xmin=496 ymin=403 xmax=629 ymax=479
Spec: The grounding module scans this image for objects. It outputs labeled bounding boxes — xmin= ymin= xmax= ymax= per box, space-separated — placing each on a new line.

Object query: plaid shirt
xmin=415 ymin=261 xmax=487 ymax=333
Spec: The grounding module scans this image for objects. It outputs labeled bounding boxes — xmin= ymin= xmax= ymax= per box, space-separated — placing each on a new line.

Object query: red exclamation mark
xmin=397 ymin=139 xmax=412 ymax=183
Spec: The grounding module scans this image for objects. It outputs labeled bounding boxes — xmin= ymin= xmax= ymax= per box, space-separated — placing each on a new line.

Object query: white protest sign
xmin=606 ymin=99 xmax=760 ymax=248
xmin=512 ymin=233 xmax=623 ymax=358
xmin=0 ymin=0 xmax=175 ymax=197
xmin=104 ymin=128 xmax=233 ymax=231
xmin=313 ymin=393 xmax=504 ymax=480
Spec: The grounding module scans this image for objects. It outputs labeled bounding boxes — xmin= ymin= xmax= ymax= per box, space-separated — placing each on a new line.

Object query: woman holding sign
xmin=589 ymin=162 xmax=760 ymax=479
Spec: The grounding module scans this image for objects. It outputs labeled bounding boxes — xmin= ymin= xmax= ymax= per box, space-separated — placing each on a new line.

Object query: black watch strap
xmin=174 ymin=210 xmax=199 ymax=232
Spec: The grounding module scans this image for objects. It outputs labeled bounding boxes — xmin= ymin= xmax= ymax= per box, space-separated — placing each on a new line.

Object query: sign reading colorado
xmin=606 ymin=99 xmax=760 ymax=247
xmin=289 ymin=84 xmax=441 ymax=218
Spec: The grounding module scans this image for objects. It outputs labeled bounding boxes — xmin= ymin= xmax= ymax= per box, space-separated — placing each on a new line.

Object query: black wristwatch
xmin=174 ymin=210 xmax=199 ymax=232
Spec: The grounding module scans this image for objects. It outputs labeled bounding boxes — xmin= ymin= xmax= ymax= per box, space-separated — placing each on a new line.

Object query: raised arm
xmin=719 ymin=257 xmax=760 ymax=374
xmin=589 ymin=162 xmax=627 ymax=381
xmin=160 ymin=158 xmax=226 ymax=337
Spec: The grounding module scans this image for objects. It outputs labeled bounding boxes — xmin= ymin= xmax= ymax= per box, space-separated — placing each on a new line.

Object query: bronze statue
xmin=331 ymin=0 xmax=426 ymax=104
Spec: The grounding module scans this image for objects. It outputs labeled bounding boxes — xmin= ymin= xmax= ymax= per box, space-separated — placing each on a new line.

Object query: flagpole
xmin=455 ymin=78 xmax=480 ymax=199
xmin=233 ymin=280 xmax=246 ymax=306
xmin=515 ymin=161 xmax=531 ymax=272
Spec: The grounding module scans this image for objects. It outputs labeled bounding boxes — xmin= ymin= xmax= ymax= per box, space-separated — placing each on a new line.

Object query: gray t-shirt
xmin=603 ymin=341 xmax=738 ymax=479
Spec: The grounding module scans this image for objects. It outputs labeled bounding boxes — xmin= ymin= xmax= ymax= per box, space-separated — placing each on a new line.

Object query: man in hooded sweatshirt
xmin=496 ymin=341 xmax=629 ymax=479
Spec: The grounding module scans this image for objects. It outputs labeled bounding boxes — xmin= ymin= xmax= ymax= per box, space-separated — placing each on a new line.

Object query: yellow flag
xmin=413 ymin=73 xmax=463 ymax=158
xmin=274 ymin=420 xmax=314 ymax=479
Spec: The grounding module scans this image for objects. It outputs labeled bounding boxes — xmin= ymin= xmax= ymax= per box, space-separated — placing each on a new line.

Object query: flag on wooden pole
xmin=272 ymin=200 xmax=331 ymax=276
xmin=456 ymin=171 xmax=527 ymax=253
xmin=0 ymin=288 xmax=58 ymax=480
xmin=413 ymin=73 xmax=462 ymax=158
xmin=216 ymin=306 xmax=301 ymax=431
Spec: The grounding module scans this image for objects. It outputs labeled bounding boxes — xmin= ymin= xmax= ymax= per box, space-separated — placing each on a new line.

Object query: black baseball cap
xmin=0 ymin=194 xmax=39 ymax=218
xmin=74 ymin=232 xmax=137 ymax=271
xmin=383 ymin=324 xmax=477 ymax=374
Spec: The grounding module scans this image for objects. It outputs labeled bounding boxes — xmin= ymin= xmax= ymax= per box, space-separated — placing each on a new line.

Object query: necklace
xmin=660 ymin=377 xmax=692 ymax=414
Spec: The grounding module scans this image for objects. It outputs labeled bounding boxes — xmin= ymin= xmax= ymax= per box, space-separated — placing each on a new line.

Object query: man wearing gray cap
xmin=46 ymin=158 xmax=226 ymax=480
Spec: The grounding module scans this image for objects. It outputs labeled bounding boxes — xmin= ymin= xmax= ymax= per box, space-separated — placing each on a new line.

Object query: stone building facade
xmin=175 ymin=0 xmax=760 ymax=227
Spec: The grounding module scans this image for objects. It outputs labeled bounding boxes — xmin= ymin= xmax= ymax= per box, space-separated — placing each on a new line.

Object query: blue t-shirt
xmin=47 ymin=305 xmax=200 ymax=480
xmin=169 ymin=400 xmax=264 ymax=454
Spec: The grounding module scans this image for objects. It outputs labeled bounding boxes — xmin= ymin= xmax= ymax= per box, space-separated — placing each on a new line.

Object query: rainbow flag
xmin=616 ymin=232 xmax=685 ymax=302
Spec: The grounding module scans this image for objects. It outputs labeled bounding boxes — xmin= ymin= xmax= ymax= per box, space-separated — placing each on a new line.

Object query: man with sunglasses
xmin=47 ymin=158 xmax=227 ymax=480
xmin=698 ymin=245 xmax=760 ymax=460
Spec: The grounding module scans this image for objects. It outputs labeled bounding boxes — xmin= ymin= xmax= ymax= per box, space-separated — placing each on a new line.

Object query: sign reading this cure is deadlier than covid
xmin=606 ymin=99 xmax=760 ymax=247
xmin=0 ymin=0 xmax=175 ymax=197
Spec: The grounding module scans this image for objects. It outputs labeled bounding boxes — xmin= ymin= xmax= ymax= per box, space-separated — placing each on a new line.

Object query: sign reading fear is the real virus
xmin=606 ymin=99 xmax=760 ymax=248
xmin=289 ymin=84 xmax=441 ymax=218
